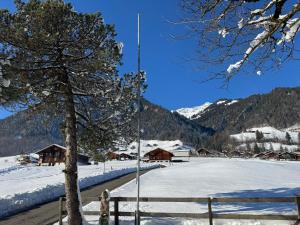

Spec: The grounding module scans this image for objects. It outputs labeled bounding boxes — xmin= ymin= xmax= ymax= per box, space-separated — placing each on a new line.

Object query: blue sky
xmin=0 ymin=0 xmax=300 ymax=119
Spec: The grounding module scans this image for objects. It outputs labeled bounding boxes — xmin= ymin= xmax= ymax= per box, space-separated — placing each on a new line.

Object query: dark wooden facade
xmin=36 ymin=144 xmax=89 ymax=166
xmin=144 ymin=148 xmax=174 ymax=161
xmin=197 ymin=148 xmax=212 ymax=157
xmin=106 ymin=151 xmax=134 ymax=160
xmin=106 ymin=151 xmax=119 ymax=160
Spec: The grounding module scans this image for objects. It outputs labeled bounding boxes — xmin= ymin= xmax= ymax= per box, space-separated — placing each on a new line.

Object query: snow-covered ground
xmin=0 ymin=157 xmax=157 ymax=218
xmin=231 ymin=126 xmax=300 ymax=152
xmin=82 ymin=158 xmax=300 ymax=225
xmin=231 ymin=126 xmax=299 ymax=144
xmin=237 ymin=142 xmax=299 ymax=152
xmin=118 ymin=139 xmax=194 ymax=156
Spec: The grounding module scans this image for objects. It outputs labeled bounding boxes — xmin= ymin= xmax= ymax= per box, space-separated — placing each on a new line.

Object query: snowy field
xmin=82 ymin=158 xmax=300 ymax=225
xmin=0 ymin=157 xmax=157 ymax=218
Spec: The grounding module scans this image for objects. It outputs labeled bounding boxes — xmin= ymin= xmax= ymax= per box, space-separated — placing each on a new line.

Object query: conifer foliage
xmin=0 ymin=1 xmax=141 ymax=224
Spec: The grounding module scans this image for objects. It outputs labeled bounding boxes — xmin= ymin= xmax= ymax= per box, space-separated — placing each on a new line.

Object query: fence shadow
xmin=211 ymin=187 xmax=300 ymax=214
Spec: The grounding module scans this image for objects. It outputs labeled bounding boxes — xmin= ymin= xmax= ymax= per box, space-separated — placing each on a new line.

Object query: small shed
xmin=144 ymin=148 xmax=174 ymax=162
xmin=36 ymin=144 xmax=89 ymax=166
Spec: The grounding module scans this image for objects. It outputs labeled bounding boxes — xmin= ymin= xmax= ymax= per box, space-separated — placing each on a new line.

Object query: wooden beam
xmin=114 ymin=197 xmax=119 ymax=225
xmin=296 ymin=195 xmax=300 ymax=219
xmin=110 ymin=197 xmax=209 ymax=203
xmin=208 ymin=197 xmax=213 ymax=225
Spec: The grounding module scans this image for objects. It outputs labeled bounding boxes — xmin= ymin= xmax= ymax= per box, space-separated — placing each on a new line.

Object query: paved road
xmin=0 ymin=170 xmax=149 ymax=225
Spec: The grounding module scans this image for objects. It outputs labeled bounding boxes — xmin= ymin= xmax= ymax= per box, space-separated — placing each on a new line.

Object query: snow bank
xmin=81 ymin=158 xmax=300 ymax=225
xmin=0 ymin=160 xmax=158 ymax=218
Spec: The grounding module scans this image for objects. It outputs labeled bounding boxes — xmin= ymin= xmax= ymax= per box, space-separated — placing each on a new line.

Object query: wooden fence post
xmin=296 ymin=195 xmax=300 ymax=220
xmin=99 ymin=190 xmax=110 ymax=225
xmin=114 ymin=197 xmax=119 ymax=225
xmin=208 ymin=197 xmax=213 ymax=225
xmin=58 ymin=197 xmax=63 ymax=225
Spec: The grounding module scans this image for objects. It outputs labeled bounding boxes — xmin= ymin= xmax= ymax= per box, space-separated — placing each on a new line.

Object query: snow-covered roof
xmin=144 ymin=148 xmax=174 ymax=157
xmin=35 ymin=144 xmax=66 ymax=154
xmin=117 ymin=140 xmax=194 ymax=157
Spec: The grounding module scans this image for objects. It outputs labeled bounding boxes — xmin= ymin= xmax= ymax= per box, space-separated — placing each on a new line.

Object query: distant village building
xmin=106 ymin=151 xmax=119 ymax=160
xmin=172 ymin=150 xmax=191 ymax=157
xmin=261 ymin=151 xmax=279 ymax=160
xmin=36 ymin=144 xmax=89 ymax=166
xmin=196 ymin=148 xmax=212 ymax=157
xmin=119 ymin=152 xmax=134 ymax=160
xmin=293 ymin=152 xmax=300 ymax=161
xmin=144 ymin=148 xmax=174 ymax=162
xmin=105 ymin=151 xmax=135 ymax=161
xmin=229 ymin=150 xmax=242 ymax=158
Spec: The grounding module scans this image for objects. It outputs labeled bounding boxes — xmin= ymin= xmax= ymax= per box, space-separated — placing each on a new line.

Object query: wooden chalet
xmin=106 ymin=151 xmax=119 ymax=160
xmin=196 ymin=148 xmax=213 ymax=157
xmin=36 ymin=144 xmax=89 ymax=166
xmin=144 ymin=148 xmax=174 ymax=162
xmin=106 ymin=151 xmax=135 ymax=160
xmin=119 ymin=152 xmax=134 ymax=160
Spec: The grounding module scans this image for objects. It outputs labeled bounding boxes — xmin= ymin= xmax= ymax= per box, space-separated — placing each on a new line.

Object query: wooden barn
xmin=36 ymin=144 xmax=89 ymax=166
xmin=144 ymin=148 xmax=174 ymax=162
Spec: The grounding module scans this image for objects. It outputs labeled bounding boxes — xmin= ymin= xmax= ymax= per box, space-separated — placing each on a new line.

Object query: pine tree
xmin=285 ymin=132 xmax=292 ymax=145
xmin=254 ymin=143 xmax=260 ymax=154
xmin=255 ymin=130 xmax=264 ymax=143
xmin=0 ymin=1 xmax=141 ymax=224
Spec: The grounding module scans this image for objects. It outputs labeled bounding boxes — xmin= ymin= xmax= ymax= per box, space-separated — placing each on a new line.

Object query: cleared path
xmin=0 ymin=170 xmax=149 ymax=225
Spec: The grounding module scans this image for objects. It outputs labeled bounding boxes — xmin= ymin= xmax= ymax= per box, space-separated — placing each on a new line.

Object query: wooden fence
xmin=59 ymin=196 xmax=300 ymax=225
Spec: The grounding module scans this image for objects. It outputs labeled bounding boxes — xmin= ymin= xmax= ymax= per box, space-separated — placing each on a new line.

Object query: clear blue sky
xmin=0 ymin=0 xmax=300 ymax=119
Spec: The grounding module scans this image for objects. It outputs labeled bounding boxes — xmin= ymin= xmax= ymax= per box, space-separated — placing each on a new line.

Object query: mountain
xmin=175 ymin=102 xmax=212 ymax=119
xmin=2 ymin=87 xmax=300 ymax=157
xmin=0 ymin=99 xmax=214 ymax=156
xmin=0 ymin=112 xmax=64 ymax=157
xmin=139 ymin=99 xmax=214 ymax=144
xmin=178 ymin=87 xmax=300 ymax=134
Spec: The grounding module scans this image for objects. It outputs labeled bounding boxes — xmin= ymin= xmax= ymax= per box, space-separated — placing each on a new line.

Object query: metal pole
xmin=135 ymin=13 xmax=141 ymax=225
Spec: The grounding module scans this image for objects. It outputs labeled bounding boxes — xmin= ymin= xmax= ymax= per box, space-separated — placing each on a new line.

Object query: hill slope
xmin=0 ymin=99 xmax=214 ymax=156
xmin=187 ymin=87 xmax=300 ymax=133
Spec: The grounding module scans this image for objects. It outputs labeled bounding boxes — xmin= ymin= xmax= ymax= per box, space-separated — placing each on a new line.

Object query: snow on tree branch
xmin=180 ymin=0 xmax=300 ymax=79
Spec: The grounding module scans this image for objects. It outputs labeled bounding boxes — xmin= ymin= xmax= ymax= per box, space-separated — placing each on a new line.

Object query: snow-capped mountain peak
xmin=175 ymin=102 xmax=212 ymax=119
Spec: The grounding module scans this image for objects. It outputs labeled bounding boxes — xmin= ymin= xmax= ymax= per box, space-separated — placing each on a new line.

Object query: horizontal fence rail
xmin=59 ymin=196 xmax=300 ymax=225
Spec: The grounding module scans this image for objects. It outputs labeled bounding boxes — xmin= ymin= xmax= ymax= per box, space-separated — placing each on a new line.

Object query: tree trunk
xmin=63 ymin=77 xmax=83 ymax=225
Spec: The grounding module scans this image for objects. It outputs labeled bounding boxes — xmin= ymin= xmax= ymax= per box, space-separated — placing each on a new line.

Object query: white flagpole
xmin=136 ymin=13 xmax=141 ymax=225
